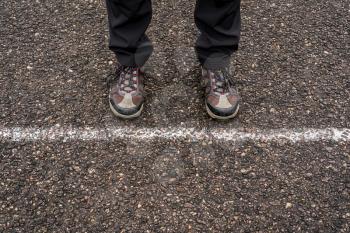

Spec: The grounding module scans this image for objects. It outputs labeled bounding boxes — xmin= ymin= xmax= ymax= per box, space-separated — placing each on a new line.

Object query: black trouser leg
xmin=106 ymin=0 xmax=153 ymax=67
xmin=195 ymin=0 xmax=241 ymax=69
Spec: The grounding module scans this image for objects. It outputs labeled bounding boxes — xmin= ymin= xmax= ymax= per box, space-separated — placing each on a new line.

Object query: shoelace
xmin=211 ymin=69 xmax=234 ymax=94
xmin=116 ymin=66 xmax=139 ymax=93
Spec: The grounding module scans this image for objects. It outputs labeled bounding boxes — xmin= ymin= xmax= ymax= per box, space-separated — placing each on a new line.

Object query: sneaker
xmin=108 ymin=65 xmax=145 ymax=119
xmin=201 ymin=67 xmax=240 ymax=120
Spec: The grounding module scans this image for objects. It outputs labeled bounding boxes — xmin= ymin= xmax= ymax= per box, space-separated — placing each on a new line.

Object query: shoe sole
xmin=109 ymin=100 xmax=144 ymax=119
xmin=205 ymin=101 xmax=240 ymax=120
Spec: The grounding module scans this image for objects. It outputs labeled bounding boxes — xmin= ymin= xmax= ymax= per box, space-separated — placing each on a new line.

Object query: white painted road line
xmin=0 ymin=127 xmax=349 ymax=142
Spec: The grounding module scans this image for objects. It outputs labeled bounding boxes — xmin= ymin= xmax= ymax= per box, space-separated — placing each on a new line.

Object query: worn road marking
xmin=0 ymin=127 xmax=349 ymax=142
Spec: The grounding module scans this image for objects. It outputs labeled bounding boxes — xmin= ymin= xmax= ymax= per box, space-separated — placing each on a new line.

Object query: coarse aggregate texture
xmin=0 ymin=0 xmax=349 ymax=232
xmin=1 ymin=140 xmax=349 ymax=232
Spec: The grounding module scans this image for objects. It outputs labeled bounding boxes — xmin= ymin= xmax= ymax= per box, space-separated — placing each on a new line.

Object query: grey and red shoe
xmin=108 ymin=66 xmax=145 ymax=119
xmin=201 ymin=67 xmax=240 ymax=120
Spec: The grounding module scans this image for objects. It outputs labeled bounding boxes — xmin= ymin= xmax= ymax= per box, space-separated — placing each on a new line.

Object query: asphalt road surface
xmin=0 ymin=0 xmax=349 ymax=232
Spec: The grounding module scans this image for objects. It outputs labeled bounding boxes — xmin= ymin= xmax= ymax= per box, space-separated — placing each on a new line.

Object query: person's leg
xmin=106 ymin=0 xmax=152 ymax=119
xmin=106 ymin=0 xmax=153 ymax=67
xmin=195 ymin=0 xmax=241 ymax=120
xmin=195 ymin=0 xmax=241 ymax=69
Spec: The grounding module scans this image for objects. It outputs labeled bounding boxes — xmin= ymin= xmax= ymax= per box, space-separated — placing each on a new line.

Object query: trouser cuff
xmin=112 ymin=40 xmax=153 ymax=67
xmin=200 ymin=55 xmax=230 ymax=70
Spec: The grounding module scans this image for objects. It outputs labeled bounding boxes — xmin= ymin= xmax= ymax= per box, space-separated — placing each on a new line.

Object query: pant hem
xmin=200 ymin=55 xmax=231 ymax=70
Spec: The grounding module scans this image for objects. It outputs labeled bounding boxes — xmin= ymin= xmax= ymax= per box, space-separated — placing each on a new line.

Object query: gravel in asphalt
xmin=0 ymin=0 xmax=349 ymax=232
xmin=1 ymin=140 xmax=349 ymax=232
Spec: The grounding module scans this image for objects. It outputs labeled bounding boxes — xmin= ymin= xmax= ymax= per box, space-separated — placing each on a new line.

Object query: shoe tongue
xmin=124 ymin=87 xmax=133 ymax=92
xmin=120 ymin=69 xmax=138 ymax=93
xmin=217 ymin=71 xmax=226 ymax=80
xmin=123 ymin=66 xmax=138 ymax=74
xmin=213 ymin=72 xmax=224 ymax=84
xmin=212 ymin=71 xmax=229 ymax=94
